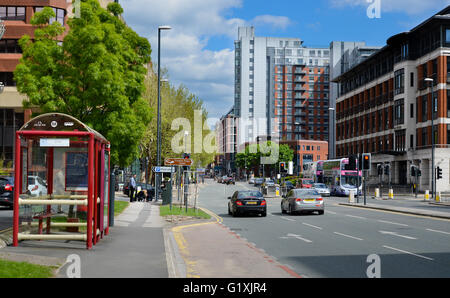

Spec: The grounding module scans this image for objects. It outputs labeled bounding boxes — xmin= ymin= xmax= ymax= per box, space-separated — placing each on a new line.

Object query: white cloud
xmin=329 ymin=0 xmax=450 ymax=15
xmin=121 ymin=0 xmax=292 ymax=119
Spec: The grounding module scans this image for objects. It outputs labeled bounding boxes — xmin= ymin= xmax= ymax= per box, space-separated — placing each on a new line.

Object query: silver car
xmin=281 ymin=189 xmax=324 ymax=215
xmin=313 ymin=183 xmax=330 ymax=197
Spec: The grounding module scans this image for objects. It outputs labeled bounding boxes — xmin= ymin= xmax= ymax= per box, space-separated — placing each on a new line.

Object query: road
xmin=197 ymin=180 xmax=450 ymax=278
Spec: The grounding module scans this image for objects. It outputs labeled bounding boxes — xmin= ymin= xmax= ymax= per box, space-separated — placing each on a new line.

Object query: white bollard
xmin=349 ymin=190 xmax=355 ymax=203
xmin=388 ymin=188 xmax=394 ymax=200
xmin=436 ymin=192 xmax=441 ymax=202
xmin=375 ymin=188 xmax=380 ymax=198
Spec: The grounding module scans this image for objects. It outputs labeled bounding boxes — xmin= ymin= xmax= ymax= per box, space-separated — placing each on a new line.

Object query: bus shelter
xmin=13 ymin=113 xmax=111 ymax=249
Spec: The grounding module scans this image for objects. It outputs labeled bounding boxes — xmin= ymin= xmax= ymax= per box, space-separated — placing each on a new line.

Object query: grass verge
xmin=114 ymin=200 xmax=129 ymax=216
xmin=160 ymin=205 xmax=211 ymax=219
xmin=0 ymin=259 xmax=55 ymax=278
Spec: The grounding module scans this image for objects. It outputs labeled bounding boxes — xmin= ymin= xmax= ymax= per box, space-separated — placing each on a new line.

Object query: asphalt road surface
xmin=198 ymin=180 xmax=450 ymax=278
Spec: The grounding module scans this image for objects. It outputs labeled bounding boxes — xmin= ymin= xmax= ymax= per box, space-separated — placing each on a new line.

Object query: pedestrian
xmin=129 ymin=174 xmax=137 ymax=202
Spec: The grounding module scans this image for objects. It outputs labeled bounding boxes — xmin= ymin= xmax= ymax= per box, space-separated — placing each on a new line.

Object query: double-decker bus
xmin=303 ymin=161 xmax=324 ymax=183
xmin=321 ymin=158 xmax=362 ymax=196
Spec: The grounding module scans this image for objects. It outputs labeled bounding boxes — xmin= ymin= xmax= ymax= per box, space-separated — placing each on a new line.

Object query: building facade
xmin=334 ymin=6 xmax=450 ymax=192
xmin=215 ymin=108 xmax=238 ymax=175
xmin=329 ymin=41 xmax=381 ymax=159
xmin=0 ymin=0 xmax=114 ymax=167
xmin=234 ymin=26 xmax=330 ymax=147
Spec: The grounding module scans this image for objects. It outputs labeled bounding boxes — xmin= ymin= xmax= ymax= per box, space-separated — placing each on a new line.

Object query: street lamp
xmin=424 ymin=77 xmax=436 ymax=199
xmin=329 ymin=107 xmax=335 ymax=159
xmin=155 ymin=25 xmax=171 ymax=202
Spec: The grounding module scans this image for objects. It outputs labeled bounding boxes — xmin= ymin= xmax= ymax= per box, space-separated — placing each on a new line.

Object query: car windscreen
xmin=294 ymin=189 xmax=320 ymax=196
xmin=0 ymin=177 xmax=13 ymax=185
xmin=238 ymin=191 xmax=263 ymax=199
xmin=314 ymin=184 xmax=326 ymax=188
xmin=28 ymin=177 xmax=36 ymax=185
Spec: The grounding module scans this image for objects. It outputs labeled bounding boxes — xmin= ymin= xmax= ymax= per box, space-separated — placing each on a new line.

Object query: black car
xmin=228 ymin=190 xmax=266 ymax=217
xmin=0 ymin=176 xmax=14 ymax=209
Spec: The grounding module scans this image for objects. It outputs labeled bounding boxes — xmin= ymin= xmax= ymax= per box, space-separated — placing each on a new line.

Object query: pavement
xmin=0 ymin=185 xmax=449 ymax=278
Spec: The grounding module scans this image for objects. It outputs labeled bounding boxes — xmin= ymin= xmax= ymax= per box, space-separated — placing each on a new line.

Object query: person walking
xmin=129 ymin=174 xmax=137 ymax=202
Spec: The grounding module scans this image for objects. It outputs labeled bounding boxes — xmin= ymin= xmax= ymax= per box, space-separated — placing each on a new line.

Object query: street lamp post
xmin=424 ymin=77 xmax=436 ymax=199
xmin=329 ymin=107 xmax=335 ymax=159
xmin=155 ymin=25 xmax=171 ymax=202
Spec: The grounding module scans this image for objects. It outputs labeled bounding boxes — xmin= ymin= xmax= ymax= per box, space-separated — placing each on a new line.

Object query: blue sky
xmin=121 ymin=0 xmax=450 ymax=122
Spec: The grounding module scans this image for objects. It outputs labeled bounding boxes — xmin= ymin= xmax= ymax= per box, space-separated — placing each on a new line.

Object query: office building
xmin=333 ymin=6 xmax=450 ymax=192
xmin=234 ymin=26 xmax=330 ymax=147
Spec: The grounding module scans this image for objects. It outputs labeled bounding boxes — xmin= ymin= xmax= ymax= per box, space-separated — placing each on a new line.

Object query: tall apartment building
xmin=234 ymin=27 xmax=330 ymax=147
xmin=0 ymin=0 xmax=114 ymax=166
xmin=215 ymin=108 xmax=238 ymax=175
xmin=333 ymin=6 xmax=450 ymax=192
xmin=329 ymin=41 xmax=381 ymax=158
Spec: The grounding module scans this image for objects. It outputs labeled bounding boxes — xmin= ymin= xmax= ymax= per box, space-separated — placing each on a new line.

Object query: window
xmin=394 ymin=69 xmax=404 ymax=95
xmin=35 ymin=7 xmax=66 ymax=25
xmin=410 ymin=72 xmax=414 ymax=87
xmin=0 ymin=72 xmax=16 ymax=86
xmin=422 ymin=128 xmax=428 ymax=146
xmin=0 ymin=6 xmax=25 ymax=21
xmin=422 ymin=96 xmax=428 ymax=122
xmin=410 ymin=103 xmax=414 ymax=118
xmin=394 ymin=99 xmax=404 ymax=125
xmin=0 ymin=39 xmax=21 ymax=53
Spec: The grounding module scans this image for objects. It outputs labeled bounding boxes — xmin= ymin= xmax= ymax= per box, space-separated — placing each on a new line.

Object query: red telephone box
xmin=13 ymin=113 xmax=111 ymax=249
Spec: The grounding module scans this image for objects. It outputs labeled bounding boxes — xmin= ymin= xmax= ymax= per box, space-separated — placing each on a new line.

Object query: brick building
xmin=333 ymin=6 xmax=450 ymax=192
xmin=0 ymin=0 xmax=114 ymax=166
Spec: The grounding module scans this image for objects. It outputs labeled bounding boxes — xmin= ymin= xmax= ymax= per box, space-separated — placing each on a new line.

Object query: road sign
xmin=164 ymin=158 xmax=193 ymax=166
xmin=152 ymin=166 xmax=176 ymax=173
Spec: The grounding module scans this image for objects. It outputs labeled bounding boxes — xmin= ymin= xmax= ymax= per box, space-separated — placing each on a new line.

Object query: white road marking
xmin=383 ymin=245 xmax=434 ymax=261
xmin=426 ymin=228 xmax=450 ymax=235
xmin=280 ymin=233 xmax=313 ymax=243
xmin=378 ymin=220 xmax=409 ymax=227
xmin=302 ymin=222 xmax=323 ymax=230
xmin=280 ymin=217 xmax=296 ymax=222
xmin=379 ymin=230 xmax=417 ymax=240
xmin=326 ymin=210 xmax=337 ymax=215
xmin=333 ymin=232 xmax=364 ymax=241
xmin=345 ymin=214 xmax=367 ymax=220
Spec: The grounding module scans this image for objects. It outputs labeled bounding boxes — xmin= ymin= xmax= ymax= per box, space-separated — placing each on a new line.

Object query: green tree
xmin=140 ymin=70 xmax=215 ymax=180
xmin=14 ymin=1 xmax=152 ymax=166
xmin=235 ymin=141 xmax=294 ymax=176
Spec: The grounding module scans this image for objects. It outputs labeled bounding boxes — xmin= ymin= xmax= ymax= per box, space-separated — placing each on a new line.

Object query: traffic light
xmin=437 ymin=166 xmax=443 ymax=180
xmin=348 ymin=155 xmax=357 ymax=170
xmin=377 ymin=164 xmax=383 ymax=176
xmin=183 ymin=153 xmax=190 ymax=159
xmin=410 ymin=165 xmax=416 ymax=177
xmin=362 ymin=153 xmax=371 ymax=171
xmin=279 ymin=162 xmax=287 ymax=173
xmin=384 ymin=164 xmax=390 ymax=176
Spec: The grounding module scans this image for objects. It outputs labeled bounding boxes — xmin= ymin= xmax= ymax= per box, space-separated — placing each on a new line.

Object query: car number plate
xmin=304 ymin=199 xmax=315 ymax=202
xmin=246 ymin=201 xmax=257 ymax=205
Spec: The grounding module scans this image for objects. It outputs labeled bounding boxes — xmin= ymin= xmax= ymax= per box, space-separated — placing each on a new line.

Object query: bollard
xmin=348 ymin=190 xmax=355 ymax=203
xmin=388 ymin=188 xmax=394 ymax=200
xmin=436 ymin=192 xmax=441 ymax=202
xmin=424 ymin=190 xmax=429 ymax=201
xmin=375 ymin=188 xmax=380 ymax=198
xmin=275 ymin=186 xmax=280 ymax=197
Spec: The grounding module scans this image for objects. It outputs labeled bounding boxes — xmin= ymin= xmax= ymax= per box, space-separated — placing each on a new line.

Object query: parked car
xmin=299 ymin=178 xmax=314 ymax=188
xmin=313 ymin=183 xmax=330 ymax=197
xmin=123 ymin=181 xmax=130 ymax=196
xmin=0 ymin=176 xmax=14 ymax=209
xmin=248 ymin=177 xmax=255 ymax=184
xmin=281 ymin=188 xmax=324 ymax=215
xmin=27 ymin=175 xmax=48 ymax=197
xmin=228 ymin=190 xmax=266 ymax=217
